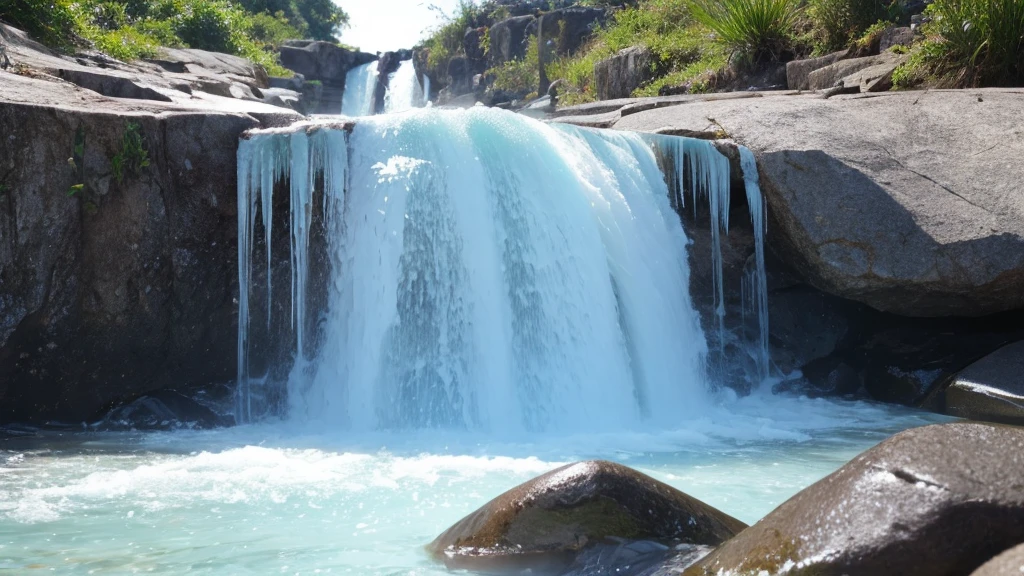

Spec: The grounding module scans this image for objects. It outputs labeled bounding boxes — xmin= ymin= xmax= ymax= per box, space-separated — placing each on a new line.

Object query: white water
xmin=384 ymin=60 xmax=428 ymax=113
xmin=0 ymin=395 xmax=947 ymax=575
xmin=341 ymin=61 xmax=379 ymax=117
xmin=238 ymin=109 xmax=719 ymax=431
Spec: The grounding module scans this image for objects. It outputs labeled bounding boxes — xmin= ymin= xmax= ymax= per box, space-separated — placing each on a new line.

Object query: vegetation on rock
xmin=420 ymin=0 xmax=1021 ymax=105
xmin=0 ymin=0 xmax=349 ymax=76
xmin=894 ymin=0 xmax=1024 ymax=87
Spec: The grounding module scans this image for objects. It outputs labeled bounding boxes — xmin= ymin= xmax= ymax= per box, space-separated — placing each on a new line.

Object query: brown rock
xmin=428 ymin=460 xmax=746 ymax=575
xmin=686 ymin=423 xmax=1024 ymax=576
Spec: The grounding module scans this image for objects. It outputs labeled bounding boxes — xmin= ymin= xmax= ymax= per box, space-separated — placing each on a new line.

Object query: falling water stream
xmin=0 ymin=108 xmax=946 ymax=575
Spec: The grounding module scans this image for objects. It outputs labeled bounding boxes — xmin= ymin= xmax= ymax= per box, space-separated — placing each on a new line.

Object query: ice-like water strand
xmin=341 ymin=62 xmax=379 ymax=117
xmin=739 ymin=146 xmax=770 ymax=384
xmin=235 ymin=126 xmax=347 ymax=424
xmin=647 ymin=136 xmax=732 ymax=358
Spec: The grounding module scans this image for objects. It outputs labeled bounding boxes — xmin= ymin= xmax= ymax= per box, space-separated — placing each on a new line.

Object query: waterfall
xmin=384 ymin=60 xmax=427 ymax=113
xmin=236 ymin=108 xmax=770 ymax=429
xmin=341 ymin=62 xmax=379 ymax=117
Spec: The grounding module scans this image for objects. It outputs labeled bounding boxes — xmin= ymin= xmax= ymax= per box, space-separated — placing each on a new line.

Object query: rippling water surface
xmin=0 ymin=393 xmax=947 ymax=575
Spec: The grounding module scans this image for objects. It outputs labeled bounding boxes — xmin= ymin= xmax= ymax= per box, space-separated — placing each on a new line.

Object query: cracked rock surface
xmin=582 ymin=89 xmax=1024 ymax=317
xmin=684 ymin=422 xmax=1024 ymax=576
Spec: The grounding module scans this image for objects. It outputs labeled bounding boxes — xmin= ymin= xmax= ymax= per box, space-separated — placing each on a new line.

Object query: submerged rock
xmin=971 ymin=543 xmax=1024 ymax=576
xmin=427 ymin=460 xmax=746 ymax=574
xmin=686 ymin=423 xmax=1024 ymax=576
xmin=94 ymin=389 xmax=232 ymax=431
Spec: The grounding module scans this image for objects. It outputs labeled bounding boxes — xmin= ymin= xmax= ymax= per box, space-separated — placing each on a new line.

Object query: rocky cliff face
xmin=0 ymin=67 xmax=296 ymax=424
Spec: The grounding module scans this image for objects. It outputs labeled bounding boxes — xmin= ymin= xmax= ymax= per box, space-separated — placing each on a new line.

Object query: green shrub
xmin=808 ymin=0 xmax=897 ymax=52
xmin=689 ymin=0 xmax=802 ymax=62
xmin=491 ymin=34 xmax=540 ymax=95
xmin=923 ymin=0 xmax=1024 ymax=86
xmin=0 ymin=0 xmax=81 ymax=50
xmin=111 ymin=121 xmax=150 ymax=183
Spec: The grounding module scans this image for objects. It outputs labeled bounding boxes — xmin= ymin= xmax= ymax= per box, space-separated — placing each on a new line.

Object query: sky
xmin=335 ymin=0 xmax=467 ymax=54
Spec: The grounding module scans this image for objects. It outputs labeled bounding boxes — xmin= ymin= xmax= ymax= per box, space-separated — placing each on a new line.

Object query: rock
xmin=93 ymin=389 xmax=232 ymax=430
xmin=613 ymin=89 xmax=1024 ymax=317
xmin=839 ymin=54 xmax=908 ymax=92
xmin=942 ymin=341 xmax=1024 ymax=425
xmin=563 ymin=541 xmax=712 ymax=576
xmin=880 ymin=26 xmax=916 ymax=52
xmin=278 ymin=41 xmax=376 ymax=85
xmin=972 ymin=543 xmax=1024 ymax=576
xmin=157 ymin=47 xmax=270 ymax=89
xmin=428 ymin=460 xmax=746 ymax=575
xmin=56 ymin=68 xmax=174 ymax=102
xmin=489 ymin=15 xmax=537 ymax=67
xmin=807 ymin=52 xmax=901 ymax=90
xmin=595 ymin=46 xmax=653 ymax=100
xmin=0 ymin=70 xmax=297 ymax=424
xmin=786 ymin=50 xmax=847 ymax=90
xmin=687 ymin=423 xmax=1024 ymax=576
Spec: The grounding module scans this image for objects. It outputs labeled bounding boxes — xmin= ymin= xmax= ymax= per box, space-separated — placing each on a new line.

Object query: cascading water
xmin=236 ymin=108 xmax=772 ymax=429
xmin=341 ymin=62 xmax=379 ymax=116
xmin=740 ymin=146 xmax=770 ymax=384
xmin=384 ymin=60 xmax=428 ymax=113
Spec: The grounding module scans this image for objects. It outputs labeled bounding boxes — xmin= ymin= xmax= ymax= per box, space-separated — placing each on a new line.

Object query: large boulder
xmin=278 ymin=41 xmax=376 ymax=85
xmin=939 ymin=341 xmax=1024 ymax=425
xmin=807 ymin=53 xmax=901 ymax=90
xmin=428 ymin=460 xmax=746 ymax=575
xmin=972 ymin=543 xmax=1024 ymax=576
xmin=786 ymin=50 xmax=846 ymax=90
xmin=614 ymin=90 xmax=1024 ymax=317
xmin=0 ymin=70 xmax=296 ymax=424
xmin=685 ymin=423 xmax=1024 ymax=576
xmin=489 ymin=15 xmax=537 ymax=67
xmin=595 ymin=46 xmax=653 ymax=100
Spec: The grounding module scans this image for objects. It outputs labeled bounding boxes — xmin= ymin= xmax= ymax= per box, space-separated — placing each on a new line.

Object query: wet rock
xmin=687 ymin=423 xmax=1024 ymax=576
xmin=94 ymin=389 xmax=232 ymax=430
xmin=428 ymin=460 xmax=746 ymax=575
xmin=971 ymin=543 xmax=1024 ymax=576
xmin=563 ymin=540 xmax=712 ymax=576
xmin=595 ymin=46 xmax=653 ymax=101
xmin=941 ymin=341 xmax=1024 ymax=425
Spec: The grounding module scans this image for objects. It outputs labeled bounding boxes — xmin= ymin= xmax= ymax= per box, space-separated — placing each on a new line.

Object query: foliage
xmin=423 ymin=0 xmax=486 ymax=71
xmin=540 ymin=0 xmax=728 ymax=104
xmin=690 ymin=0 xmax=802 ymax=63
xmin=0 ymin=0 xmax=81 ymax=51
xmin=808 ymin=0 xmax=898 ymax=52
xmin=491 ymin=34 xmax=540 ymax=93
xmin=111 ymin=122 xmax=150 ymax=183
xmin=0 ymin=0 xmax=347 ymax=75
xmin=910 ymin=0 xmax=1024 ymax=86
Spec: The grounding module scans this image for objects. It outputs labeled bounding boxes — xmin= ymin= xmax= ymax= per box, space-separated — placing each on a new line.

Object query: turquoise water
xmin=0 ymin=393 xmax=946 ymax=575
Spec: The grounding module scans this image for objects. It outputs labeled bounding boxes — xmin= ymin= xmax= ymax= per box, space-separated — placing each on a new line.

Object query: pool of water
xmin=0 ymin=393 xmax=947 ymax=575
